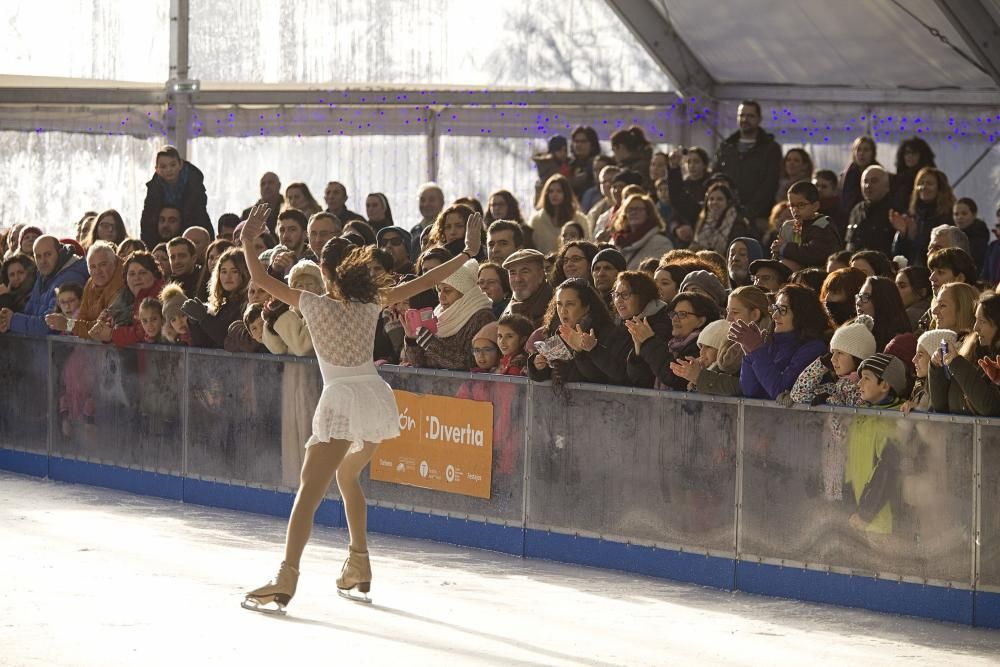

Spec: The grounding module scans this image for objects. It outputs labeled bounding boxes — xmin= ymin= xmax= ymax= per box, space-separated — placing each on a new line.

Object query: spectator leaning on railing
xmin=44 ymin=241 xmax=123 ymax=340
xmin=0 ymin=235 xmax=89 ymax=336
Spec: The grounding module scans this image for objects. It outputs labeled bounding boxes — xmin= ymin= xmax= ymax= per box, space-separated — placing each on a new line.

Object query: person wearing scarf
xmin=690 ymin=183 xmax=750 ymax=256
xmin=626 ymin=290 xmax=720 ymax=391
xmin=0 ymin=254 xmax=37 ymax=313
xmin=404 ymin=259 xmax=496 ymax=370
xmin=611 ymin=193 xmax=674 ymax=269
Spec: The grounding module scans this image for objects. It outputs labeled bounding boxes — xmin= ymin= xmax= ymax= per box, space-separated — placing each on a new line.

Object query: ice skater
xmin=240 ymin=204 xmax=484 ymax=614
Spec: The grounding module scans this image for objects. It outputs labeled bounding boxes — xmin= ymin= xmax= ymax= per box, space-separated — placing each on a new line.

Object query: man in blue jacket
xmin=0 ymin=236 xmax=90 ymax=335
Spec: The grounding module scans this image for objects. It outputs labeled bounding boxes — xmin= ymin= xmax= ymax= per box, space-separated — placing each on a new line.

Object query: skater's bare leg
xmin=336 ymin=441 xmax=379 ymax=551
xmin=284 ymin=439 xmax=351 ymax=568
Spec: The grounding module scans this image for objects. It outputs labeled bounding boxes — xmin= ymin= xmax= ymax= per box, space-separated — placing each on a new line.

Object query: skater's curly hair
xmin=320 ymin=238 xmax=392 ymax=303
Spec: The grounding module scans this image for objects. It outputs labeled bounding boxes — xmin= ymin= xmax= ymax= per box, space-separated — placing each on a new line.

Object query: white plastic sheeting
xmin=1 ymin=0 xmax=169 ymax=82
xmin=188 ymin=0 xmax=672 ymax=90
xmin=0 ymin=131 xmax=160 ymax=238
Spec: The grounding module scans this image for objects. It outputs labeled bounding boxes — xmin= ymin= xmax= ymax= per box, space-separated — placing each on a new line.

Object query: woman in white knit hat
xmin=790 ymin=314 xmax=877 ymax=406
xmin=903 ymin=328 xmax=958 ymax=414
xmin=402 ymin=258 xmax=496 ymax=370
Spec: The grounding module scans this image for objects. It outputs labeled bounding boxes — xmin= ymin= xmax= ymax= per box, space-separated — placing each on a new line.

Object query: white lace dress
xmin=297 ymin=291 xmax=400 ymax=450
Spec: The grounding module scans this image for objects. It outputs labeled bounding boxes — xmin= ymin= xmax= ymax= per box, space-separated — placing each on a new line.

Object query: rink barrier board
xmin=367 ymin=506 xmax=525 ymax=556
xmin=48 ymin=456 xmax=184 ymax=501
xmin=735 ymin=561 xmax=973 ymax=625
xmin=524 ymin=528 xmax=736 ymax=590
xmin=2 ymin=335 xmax=999 ymax=629
xmin=0 ymin=448 xmax=48 ymax=478
xmin=974 ymin=591 xmax=1000 ymax=628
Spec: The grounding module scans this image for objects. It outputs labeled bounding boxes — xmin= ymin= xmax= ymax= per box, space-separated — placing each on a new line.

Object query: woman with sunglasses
xmin=731 ymin=283 xmax=831 ymax=399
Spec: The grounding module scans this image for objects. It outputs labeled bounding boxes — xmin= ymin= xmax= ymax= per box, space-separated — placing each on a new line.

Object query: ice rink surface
xmin=1 ymin=471 xmax=999 ymax=667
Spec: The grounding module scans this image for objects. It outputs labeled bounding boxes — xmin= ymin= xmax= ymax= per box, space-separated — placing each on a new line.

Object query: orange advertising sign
xmin=371 ymin=390 xmax=494 ymax=499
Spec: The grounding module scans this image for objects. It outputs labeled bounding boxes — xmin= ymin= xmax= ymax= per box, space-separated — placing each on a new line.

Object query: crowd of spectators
xmin=3 ymin=104 xmax=1000 ymax=452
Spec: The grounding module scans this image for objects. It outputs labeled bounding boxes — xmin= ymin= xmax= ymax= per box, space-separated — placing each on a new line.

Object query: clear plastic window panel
xmin=741 ymin=405 xmax=974 ymax=585
xmin=979 ymin=424 xmax=1000 ymax=589
xmin=188 ymin=0 xmax=673 ymax=90
xmin=526 ymin=383 xmax=738 ymax=553
xmin=0 ymin=335 xmax=49 ymax=453
xmin=50 ymin=339 xmax=184 ymax=473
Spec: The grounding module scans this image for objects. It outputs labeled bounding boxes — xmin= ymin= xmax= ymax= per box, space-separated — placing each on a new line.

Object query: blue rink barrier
xmin=1 ymin=335 xmax=998 ymax=628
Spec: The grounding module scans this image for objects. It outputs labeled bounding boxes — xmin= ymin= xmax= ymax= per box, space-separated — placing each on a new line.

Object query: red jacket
xmin=110 ymin=279 xmax=166 ymax=348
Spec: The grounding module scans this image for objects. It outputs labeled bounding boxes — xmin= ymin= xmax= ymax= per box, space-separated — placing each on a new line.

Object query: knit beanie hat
xmin=830 ymin=314 xmax=877 ymax=361
xmin=917 ymin=328 xmax=959 ymax=358
xmin=375 ymin=225 xmax=412 ymax=249
xmin=288 ymin=259 xmax=322 ymax=288
xmin=591 ymin=247 xmax=627 ymax=272
xmin=679 ymin=270 xmax=727 ymax=307
xmin=697 ymin=318 xmax=730 ymax=351
xmin=858 ymin=352 xmax=908 ymax=395
xmin=160 ymin=283 xmax=187 ymax=323
xmin=472 ymin=321 xmax=499 ymax=348
xmin=729 ymin=237 xmax=763 ymax=263
xmin=442 ymin=258 xmax=480 ymax=296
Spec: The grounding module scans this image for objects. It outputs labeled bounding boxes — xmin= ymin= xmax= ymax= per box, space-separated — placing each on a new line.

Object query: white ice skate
xmin=242 ymin=561 xmax=299 ymax=615
xmin=336 ymin=547 xmax=372 ymax=604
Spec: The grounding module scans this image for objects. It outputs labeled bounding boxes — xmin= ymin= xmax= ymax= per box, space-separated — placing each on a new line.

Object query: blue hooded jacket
xmin=10 ymin=245 xmax=91 ymax=336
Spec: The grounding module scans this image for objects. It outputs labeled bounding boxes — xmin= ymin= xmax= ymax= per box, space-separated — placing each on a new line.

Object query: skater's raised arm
xmin=384 ymin=212 xmax=484 ymax=305
xmin=242 ymin=204 xmax=303 ymax=309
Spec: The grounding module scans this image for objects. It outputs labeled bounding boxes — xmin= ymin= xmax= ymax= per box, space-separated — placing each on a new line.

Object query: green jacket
xmin=846 ymin=398 xmax=904 ymax=534
xmin=928 ymin=352 xmax=1000 ymax=416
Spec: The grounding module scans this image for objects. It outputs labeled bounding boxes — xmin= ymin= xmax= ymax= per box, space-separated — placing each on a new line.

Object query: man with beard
xmin=726 ymin=237 xmax=763 ymax=287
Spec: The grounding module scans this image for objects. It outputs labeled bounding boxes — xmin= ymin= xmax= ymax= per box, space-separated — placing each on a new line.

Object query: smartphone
xmin=405 ymin=307 xmax=437 ymax=335
xmin=941 ymin=339 xmax=951 ymax=379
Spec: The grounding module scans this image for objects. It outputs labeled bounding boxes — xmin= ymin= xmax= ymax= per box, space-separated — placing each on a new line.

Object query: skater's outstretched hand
xmin=243 ymin=204 xmax=270 ymax=241
xmin=464 ymin=212 xmax=484 ymax=257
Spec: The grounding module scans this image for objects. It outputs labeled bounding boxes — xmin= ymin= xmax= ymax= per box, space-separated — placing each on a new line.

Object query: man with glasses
xmin=375 ymin=226 xmax=415 ymax=275
xmin=748 ymin=258 xmax=791 ymax=294
xmin=712 ymin=100 xmax=783 ymax=236
xmin=771 ymin=181 xmax=841 ymax=271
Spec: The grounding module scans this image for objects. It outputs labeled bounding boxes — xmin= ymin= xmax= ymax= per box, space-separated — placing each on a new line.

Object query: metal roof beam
xmin=934 ymin=0 xmax=1000 ymax=89
xmin=604 ymin=0 xmax=715 ymax=101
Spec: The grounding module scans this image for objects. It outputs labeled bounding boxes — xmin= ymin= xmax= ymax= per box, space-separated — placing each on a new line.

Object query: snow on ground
xmin=1 ymin=471 xmax=998 ymax=667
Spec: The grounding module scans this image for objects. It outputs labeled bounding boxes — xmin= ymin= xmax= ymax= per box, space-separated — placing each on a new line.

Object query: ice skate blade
xmin=241 ymin=598 xmax=287 ymax=615
xmin=337 ymin=588 xmax=372 ymax=604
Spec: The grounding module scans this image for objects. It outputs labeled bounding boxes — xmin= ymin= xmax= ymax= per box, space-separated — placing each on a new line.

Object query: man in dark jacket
xmin=845 ymin=166 xmax=894 ymax=256
xmin=140 ymin=146 xmax=214 ymax=249
xmin=0 ymin=236 xmax=90 ymax=336
xmin=323 ymin=181 xmax=366 ymax=225
xmin=712 ymin=101 xmax=782 ymax=234
xmin=241 ymin=172 xmax=284 ymax=234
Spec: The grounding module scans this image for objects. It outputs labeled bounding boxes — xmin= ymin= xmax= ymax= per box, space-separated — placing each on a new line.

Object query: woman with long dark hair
xmin=527 ymin=174 xmax=590 ymax=255
xmin=241 ymin=206 xmax=484 ymax=614
xmin=732 ymin=283 xmax=831 ymax=399
xmin=890 ymin=167 xmax=955 ymax=268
